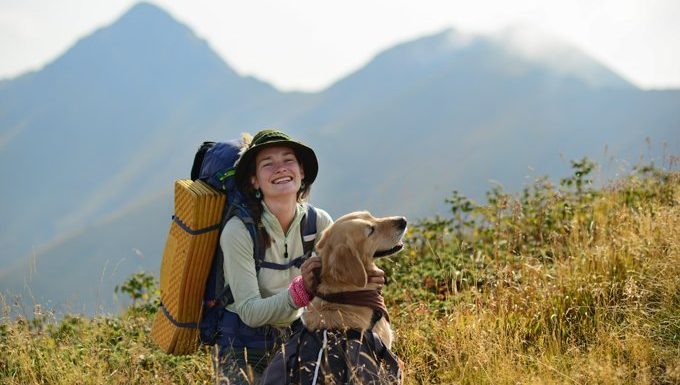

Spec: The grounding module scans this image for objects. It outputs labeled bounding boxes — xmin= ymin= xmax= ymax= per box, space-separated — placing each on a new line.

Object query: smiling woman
xmin=206 ymin=129 xmax=330 ymax=384
xmin=207 ymin=129 xmax=388 ymax=384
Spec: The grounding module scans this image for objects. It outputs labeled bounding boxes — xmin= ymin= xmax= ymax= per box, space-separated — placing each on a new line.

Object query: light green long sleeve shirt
xmin=220 ymin=202 xmax=332 ymax=328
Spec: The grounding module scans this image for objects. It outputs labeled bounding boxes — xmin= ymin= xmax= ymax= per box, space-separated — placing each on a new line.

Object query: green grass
xmin=2 ymin=159 xmax=679 ymax=384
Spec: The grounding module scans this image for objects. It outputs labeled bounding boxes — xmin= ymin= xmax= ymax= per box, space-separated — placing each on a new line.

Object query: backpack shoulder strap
xmin=258 ymin=205 xmax=318 ymax=271
xmin=205 ymin=202 xmax=264 ymax=306
xmin=300 ymin=204 xmax=318 ymax=259
xmin=229 ymin=203 xmax=264 ymax=272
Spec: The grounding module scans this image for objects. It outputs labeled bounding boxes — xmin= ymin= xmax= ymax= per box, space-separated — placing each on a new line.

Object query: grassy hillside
xmin=1 ymin=159 xmax=678 ymax=384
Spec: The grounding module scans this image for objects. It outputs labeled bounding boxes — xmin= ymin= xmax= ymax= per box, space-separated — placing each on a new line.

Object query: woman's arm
xmin=220 ymin=218 xmax=299 ymax=328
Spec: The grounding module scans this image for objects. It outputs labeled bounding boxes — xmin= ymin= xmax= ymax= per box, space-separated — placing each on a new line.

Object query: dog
xmin=262 ymin=211 xmax=407 ymax=385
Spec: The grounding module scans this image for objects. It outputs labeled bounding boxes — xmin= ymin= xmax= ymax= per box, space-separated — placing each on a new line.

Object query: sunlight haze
xmin=1 ymin=0 xmax=679 ymax=91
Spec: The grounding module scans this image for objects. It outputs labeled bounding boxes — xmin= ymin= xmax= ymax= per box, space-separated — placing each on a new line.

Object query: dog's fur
xmin=262 ymin=211 xmax=406 ymax=385
xmin=303 ymin=211 xmax=407 ymax=349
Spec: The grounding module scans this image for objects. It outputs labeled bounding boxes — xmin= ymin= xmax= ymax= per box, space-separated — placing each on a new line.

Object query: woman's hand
xmin=300 ymin=255 xmax=322 ymax=295
xmin=300 ymin=256 xmax=387 ymax=294
xmin=367 ymin=267 xmax=386 ymax=289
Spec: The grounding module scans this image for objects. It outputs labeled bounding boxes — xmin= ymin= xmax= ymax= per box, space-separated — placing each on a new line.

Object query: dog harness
xmin=262 ymin=290 xmax=400 ymax=385
xmin=261 ymin=324 xmax=401 ymax=385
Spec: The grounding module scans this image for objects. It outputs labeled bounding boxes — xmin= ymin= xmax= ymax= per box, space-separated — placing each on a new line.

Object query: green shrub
xmin=2 ymin=158 xmax=678 ymax=384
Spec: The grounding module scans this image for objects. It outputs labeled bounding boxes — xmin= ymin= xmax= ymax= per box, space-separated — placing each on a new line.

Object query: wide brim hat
xmin=235 ymin=129 xmax=318 ymax=189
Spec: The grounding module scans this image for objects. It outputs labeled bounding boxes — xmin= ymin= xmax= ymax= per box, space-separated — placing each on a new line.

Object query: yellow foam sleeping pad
xmin=150 ymin=179 xmax=226 ymax=355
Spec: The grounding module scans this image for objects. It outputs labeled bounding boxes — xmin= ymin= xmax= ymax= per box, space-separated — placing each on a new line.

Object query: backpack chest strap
xmin=258 ymin=256 xmax=306 ymax=270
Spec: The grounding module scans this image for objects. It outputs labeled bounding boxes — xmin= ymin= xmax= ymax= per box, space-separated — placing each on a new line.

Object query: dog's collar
xmin=315 ymin=290 xmax=390 ymax=323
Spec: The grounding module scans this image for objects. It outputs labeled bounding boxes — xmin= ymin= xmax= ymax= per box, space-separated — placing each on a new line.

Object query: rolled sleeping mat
xmin=151 ymin=179 xmax=226 ymax=355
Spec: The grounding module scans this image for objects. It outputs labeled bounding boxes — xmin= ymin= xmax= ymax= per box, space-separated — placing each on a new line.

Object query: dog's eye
xmin=367 ymin=225 xmax=375 ymax=237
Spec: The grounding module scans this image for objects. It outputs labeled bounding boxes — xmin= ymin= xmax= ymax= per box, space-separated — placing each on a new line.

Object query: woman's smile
xmin=272 ymin=175 xmax=293 ymax=184
xmin=252 ymin=145 xmax=305 ymax=199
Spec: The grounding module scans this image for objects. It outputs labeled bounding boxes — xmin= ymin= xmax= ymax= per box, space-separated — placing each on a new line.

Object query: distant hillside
xmin=300 ymin=28 xmax=679 ymax=215
xmin=0 ymin=2 xmax=678 ymax=313
xmin=0 ymin=2 xmax=297 ymax=266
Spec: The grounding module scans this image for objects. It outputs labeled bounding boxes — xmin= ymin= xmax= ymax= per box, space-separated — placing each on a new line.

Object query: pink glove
xmin=289 ymin=275 xmax=313 ymax=308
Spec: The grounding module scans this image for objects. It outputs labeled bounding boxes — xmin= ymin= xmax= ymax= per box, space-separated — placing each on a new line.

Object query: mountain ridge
xmin=0 ymin=1 xmax=285 ymax=266
xmin=0 ymin=2 xmax=677 ymax=313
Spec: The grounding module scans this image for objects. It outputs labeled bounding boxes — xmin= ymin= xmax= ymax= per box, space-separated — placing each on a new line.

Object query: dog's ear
xmin=327 ymin=243 xmax=368 ymax=288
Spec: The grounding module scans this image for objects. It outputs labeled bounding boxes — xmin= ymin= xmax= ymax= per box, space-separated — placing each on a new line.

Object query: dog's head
xmin=316 ymin=211 xmax=407 ymax=289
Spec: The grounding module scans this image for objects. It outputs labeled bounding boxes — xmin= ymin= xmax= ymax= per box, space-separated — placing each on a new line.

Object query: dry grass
xmin=0 ymin=306 xmax=214 ymax=384
xmin=1 ymin=162 xmax=679 ymax=384
xmin=384 ymin=164 xmax=680 ymax=384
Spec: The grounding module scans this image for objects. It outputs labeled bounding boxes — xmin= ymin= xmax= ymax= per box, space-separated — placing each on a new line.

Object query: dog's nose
xmin=396 ymin=217 xmax=407 ymax=230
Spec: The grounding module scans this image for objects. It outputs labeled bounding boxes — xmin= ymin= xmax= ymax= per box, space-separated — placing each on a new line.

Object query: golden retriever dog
xmin=303 ymin=211 xmax=407 ymax=348
xmin=263 ymin=211 xmax=406 ymax=385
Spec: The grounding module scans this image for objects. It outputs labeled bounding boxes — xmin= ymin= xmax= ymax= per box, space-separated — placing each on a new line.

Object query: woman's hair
xmin=237 ymin=144 xmax=312 ymax=249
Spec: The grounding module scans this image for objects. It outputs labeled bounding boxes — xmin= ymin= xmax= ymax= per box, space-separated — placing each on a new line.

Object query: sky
xmin=1 ymin=0 xmax=679 ymax=92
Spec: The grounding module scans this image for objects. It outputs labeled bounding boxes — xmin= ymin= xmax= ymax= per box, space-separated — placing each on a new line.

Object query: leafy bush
xmin=379 ymin=158 xmax=680 ymax=384
xmin=1 ymin=158 xmax=679 ymax=384
xmin=115 ymin=271 xmax=159 ymax=313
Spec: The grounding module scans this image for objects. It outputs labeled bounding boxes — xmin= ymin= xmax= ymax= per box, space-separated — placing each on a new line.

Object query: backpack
xmin=153 ymin=140 xmax=318 ymax=354
xmin=262 ymin=327 xmax=402 ymax=385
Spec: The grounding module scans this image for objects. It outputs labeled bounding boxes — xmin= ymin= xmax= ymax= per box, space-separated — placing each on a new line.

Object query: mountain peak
xmin=493 ymin=23 xmax=633 ymax=89
xmin=34 ymin=0 xmax=246 ymax=86
xmin=115 ymin=1 xmax=179 ymax=29
xmin=108 ymin=1 xmax=190 ymax=39
xmin=127 ymin=1 xmax=166 ymax=13
xmin=429 ymin=28 xmax=476 ymax=50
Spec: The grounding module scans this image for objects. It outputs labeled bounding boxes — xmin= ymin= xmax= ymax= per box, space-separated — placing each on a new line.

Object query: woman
xmin=215 ymin=129 xmax=384 ymax=384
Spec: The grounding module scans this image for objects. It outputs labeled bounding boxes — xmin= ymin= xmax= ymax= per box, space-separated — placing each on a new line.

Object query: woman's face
xmin=251 ymin=145 xmax=305 ymax=200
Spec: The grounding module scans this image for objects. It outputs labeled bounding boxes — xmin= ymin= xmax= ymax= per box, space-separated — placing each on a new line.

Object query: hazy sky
xmin=2 ymin=0 xmax=679 ymax=91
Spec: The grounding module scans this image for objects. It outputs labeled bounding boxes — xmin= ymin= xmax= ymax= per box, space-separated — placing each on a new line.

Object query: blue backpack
xmin=190 ymin=140 xmax=318 ymax=349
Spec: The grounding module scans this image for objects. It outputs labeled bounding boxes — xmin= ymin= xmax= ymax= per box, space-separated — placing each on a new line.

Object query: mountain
xmin=494 ymin=24 xmax=633 ymax=90
xmin=296 ymin=28 xmax=679 ymax=215
xmin=0 ymin=3 xmax=678 ymax=314
xmin=0 ymin=2 xmax=297 ymax=267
